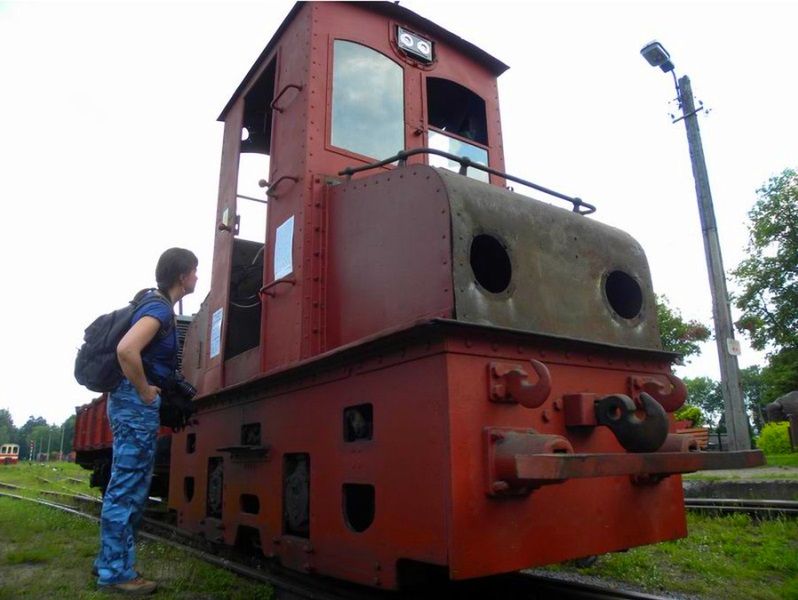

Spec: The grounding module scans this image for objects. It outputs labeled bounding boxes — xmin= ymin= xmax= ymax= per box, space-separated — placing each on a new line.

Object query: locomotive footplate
xmin=486 ymin=427 xmax=765 ymax=496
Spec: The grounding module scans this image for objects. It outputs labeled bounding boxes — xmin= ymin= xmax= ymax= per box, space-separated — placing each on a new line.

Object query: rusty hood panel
xmin=437 ymin=168 xmax=662 ymax=350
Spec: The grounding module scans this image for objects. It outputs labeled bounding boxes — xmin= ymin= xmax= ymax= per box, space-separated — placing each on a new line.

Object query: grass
xmin=0 ymin=461 xmax=98 ymax=497
xmin=763 ymin=453 xmax=798 ymax=468
xmin=3 ymin=463 xmax=798 ymax=598
xmin=544 ymin=512 xmax=798 ymax=600
xmin=0 ymin=463 xmax=273 ymax=599
xmin=684 ymin=452 xmax=798 ymax=481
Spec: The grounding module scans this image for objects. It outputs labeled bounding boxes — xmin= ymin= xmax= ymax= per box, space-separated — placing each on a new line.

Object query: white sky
xmin=1 ymin=1 xmax=796 ymax=427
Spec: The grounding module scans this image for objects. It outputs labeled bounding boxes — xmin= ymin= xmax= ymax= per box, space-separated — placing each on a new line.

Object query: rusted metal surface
xmin=443 ymin=168 xmax=662 ymax=350
xmin=509 ymin=450 xmax=764 ymax=481
xmin=628 ymin=373 xmax=687 ymax=412
xmin=594 ymin=393 xmax=669 ymax=452
xmin=488 ymin=360 xmax=551 ymax=408
xmin=171 ymin=322 xmax=720 ymax=588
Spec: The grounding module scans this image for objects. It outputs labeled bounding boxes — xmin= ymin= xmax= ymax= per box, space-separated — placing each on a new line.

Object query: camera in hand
xmin=160 ymin=373 xmax=197 ymax=431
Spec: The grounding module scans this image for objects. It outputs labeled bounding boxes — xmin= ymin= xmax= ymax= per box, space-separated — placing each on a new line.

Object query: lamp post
xmin=641 ymin=41 xmax=751 ymax=451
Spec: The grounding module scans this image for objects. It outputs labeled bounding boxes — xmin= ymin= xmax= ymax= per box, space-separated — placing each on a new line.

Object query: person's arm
xmin=117 ymin=316 xmax=162 ymax=403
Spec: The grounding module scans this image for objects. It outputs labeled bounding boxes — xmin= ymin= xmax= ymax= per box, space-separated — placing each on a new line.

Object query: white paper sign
xmin=210 ymin=308 xmax=223 ymax=359
xmin=274 ymin=215 xmax=295 ymax=279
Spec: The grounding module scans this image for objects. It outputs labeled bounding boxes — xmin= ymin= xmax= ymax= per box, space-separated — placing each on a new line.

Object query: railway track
xmin=0 ymin=483 xmax=680 ymax=600
xmin=684 ymin=497 xmax=798 ymax=517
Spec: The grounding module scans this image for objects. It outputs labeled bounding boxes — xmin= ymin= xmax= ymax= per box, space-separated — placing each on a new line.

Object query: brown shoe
xmin=103 ymin=577 xmax=157 ymax=595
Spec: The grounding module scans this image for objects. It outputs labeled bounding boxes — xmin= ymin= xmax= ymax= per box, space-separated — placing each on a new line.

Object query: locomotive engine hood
xmin=327 ymin=165 xmax=661 ymax=354
xmin=440 ymin=168 xmax=661 ymax=350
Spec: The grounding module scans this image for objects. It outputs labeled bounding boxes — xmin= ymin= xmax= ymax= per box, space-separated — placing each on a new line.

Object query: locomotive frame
xmin=75 ymin=1 xmax=763 ymax=591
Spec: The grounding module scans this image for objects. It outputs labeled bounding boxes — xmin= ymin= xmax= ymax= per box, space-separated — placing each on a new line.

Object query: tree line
xmin=0 ymin=409 xmax=76 ymax=460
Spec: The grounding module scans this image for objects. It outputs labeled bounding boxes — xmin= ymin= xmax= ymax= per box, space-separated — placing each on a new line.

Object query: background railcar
xmin=0 ymin=443 xmax=19 ymax=465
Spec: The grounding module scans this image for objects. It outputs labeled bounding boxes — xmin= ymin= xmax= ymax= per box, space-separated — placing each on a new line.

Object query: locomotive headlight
xmin=397 ymin=26 xmax=434 ymax=63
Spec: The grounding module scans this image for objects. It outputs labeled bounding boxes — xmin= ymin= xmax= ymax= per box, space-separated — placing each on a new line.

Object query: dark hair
xmin=156 ymin=248 xmax=198 ymax=293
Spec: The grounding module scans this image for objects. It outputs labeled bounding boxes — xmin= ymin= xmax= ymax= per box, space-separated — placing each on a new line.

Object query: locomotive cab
xmin=182 ymin=1 xmax=509 ymax=393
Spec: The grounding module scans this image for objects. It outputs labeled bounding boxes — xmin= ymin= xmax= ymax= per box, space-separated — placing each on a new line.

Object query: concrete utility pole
xmin=677 ymin=75 xmax=750 ymax=451
xmin=59 ymin=426 xmax=65 ymax=461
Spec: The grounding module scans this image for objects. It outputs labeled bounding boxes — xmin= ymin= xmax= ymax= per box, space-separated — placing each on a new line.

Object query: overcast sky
xmin=1 ymin=1 xmax=796 ymax=427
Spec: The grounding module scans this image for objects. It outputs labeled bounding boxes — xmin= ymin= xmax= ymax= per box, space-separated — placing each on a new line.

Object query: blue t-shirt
xmin=131 ymin=291 xmax=177 ymax=385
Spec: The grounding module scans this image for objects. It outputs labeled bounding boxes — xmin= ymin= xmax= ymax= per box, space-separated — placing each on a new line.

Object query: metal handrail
xmin=338 ymin=147 xmax=596 ymax=215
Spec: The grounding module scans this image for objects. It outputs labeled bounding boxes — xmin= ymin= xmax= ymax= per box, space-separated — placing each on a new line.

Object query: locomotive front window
xmin=426 ymin=77 xmax=489 ymax=182
xmin=331 ymin=40 xmax=405 ymax=160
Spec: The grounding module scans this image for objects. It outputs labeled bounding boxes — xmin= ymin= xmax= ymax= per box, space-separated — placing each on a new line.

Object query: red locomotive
xmin=77 ymin=1 xmax=763 ymax=590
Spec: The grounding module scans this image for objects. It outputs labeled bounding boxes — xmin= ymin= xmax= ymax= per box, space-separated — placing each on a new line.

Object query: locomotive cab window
xmin=426 ymin=77 xmax=489 ymax=183
xmin=331 ymin=40 xmax=405 ymax=161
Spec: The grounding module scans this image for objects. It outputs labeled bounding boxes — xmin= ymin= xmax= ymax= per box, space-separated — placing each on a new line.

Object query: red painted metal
xmin=165 ymin=1 xmax=766 ymax=592
xmin=489 ymin=360 xmax=552 ymax=408
xmin=169 ymin=324 xmax=764 ymax=589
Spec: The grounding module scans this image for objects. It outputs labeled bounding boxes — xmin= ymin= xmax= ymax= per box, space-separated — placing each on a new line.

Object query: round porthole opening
xmin=470 ymin=234 xmax=511 ymax=293
xmin=605 ymin=270 xmax=643 ymax=319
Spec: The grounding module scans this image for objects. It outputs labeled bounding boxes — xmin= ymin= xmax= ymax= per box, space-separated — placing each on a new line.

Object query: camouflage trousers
xmin=95 ymin=379 xmax=160 ymax=585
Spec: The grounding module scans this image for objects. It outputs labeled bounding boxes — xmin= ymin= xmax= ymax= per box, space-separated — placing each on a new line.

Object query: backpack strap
xmin=132 ymin=289 xmax=174 ymax=339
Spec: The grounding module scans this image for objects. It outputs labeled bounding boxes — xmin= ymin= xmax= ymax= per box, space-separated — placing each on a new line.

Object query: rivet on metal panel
xmin=490 ymin=431 xmax=505 ymax=442
xmin=541 ymin=409 xmax=550 ymax=423
xmin=552 ymin=398 xmax=562 ymax=411
xmin=491 ymin=480 xmax=510 ymax=493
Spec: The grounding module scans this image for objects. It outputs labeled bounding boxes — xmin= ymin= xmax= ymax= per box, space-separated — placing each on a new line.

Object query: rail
xmin=338 ymin=147 xmax=597 ymax=215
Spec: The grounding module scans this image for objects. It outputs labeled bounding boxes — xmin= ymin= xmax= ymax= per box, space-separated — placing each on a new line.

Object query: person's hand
xmin=140 ymin=385 xmax=161 ymax=404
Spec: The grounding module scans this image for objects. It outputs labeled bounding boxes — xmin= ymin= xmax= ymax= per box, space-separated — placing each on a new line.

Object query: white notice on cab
xmin=274 ymin=216 xmax=294 ymax=279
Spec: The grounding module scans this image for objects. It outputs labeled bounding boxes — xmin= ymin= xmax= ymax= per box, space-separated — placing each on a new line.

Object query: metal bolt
xmin=541 ymin=409 xmax=550 ymax=423
xmin=491 ymin=480 xmax=510 ymax=493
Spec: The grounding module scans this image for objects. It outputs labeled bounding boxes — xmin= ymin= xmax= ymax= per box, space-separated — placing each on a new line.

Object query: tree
xmin=683 ymin=377 xmax=723 ymax=428
xmin=0 ymin=409 xmax=14 ymax=446
xmin=732 ymin=168 xmax=798 ymax=351
xmin=60 ymin=414 xmax=76 ymax=457
xmin=759 ymin=348 xmax=798 ymax=405
xmin=656 ymin=295 xmax=711 ymax=363
xmin=740 ymin=366 xmax=766 ymax=433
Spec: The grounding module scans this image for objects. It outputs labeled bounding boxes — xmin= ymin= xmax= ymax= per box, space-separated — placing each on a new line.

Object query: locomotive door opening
xmin=224 ymin=59 xmax=276 ymax=375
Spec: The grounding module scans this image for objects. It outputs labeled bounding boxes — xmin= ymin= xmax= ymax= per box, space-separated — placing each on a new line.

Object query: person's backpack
xmin=74 ymin=289 xmax=172 ymax=393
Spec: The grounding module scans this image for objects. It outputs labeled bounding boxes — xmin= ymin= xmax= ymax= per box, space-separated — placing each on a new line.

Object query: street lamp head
xmin=641 ymin=40 xmax=675 ymax=73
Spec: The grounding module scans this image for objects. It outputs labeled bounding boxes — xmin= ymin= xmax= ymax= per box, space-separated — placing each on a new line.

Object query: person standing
xmin=94 ymin=248 xmax=198 ymax=594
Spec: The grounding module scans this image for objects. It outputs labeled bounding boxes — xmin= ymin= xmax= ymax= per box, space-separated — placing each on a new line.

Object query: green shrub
xmin=674 ymin=405 xmax=705 ymax=427
xmin=755 ymin=422 xmax=793 ymax=455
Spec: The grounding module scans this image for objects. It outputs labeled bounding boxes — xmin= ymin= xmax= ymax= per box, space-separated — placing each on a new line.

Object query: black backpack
xmin=74 ymin=289 xmax=172 ymax=393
